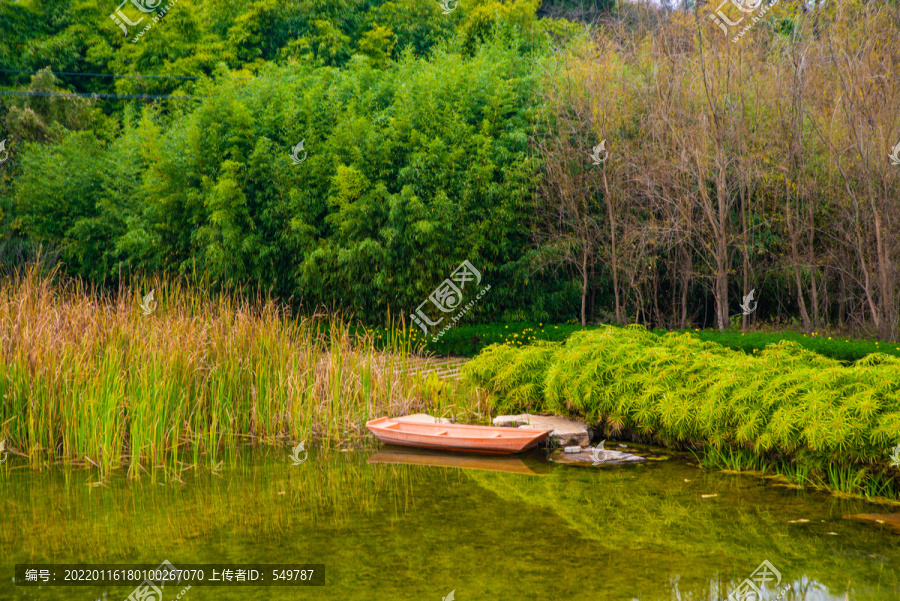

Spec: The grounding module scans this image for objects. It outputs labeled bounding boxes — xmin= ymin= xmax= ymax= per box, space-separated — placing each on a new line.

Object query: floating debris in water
xmin=788 ymin=519 xmax=810 ymax=523
xmin=701 ymin=494 xmax=718 ymax=498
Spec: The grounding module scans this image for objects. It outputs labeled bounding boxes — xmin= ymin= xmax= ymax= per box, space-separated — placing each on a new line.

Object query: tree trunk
xmin=715 ymin=249 xmax=728 ymax=331
xmin=680 ymin=246 xmax=690 ymax=329
xmin=581 ymin=245 xmax=588 ymax=327
xmin=741 ymin=183 xmax=750 ymax=333
xmin=601 ymin=170 xmax=622 ymax=325
xmin=807 ymin=201 xmax=819 ymax=327
xmin=785 ymin=176 xmax=811 ymax=331
xmin=714 ymin=159 xmax=729 ymax=332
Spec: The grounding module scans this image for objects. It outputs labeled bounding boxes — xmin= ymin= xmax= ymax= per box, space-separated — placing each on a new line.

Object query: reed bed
xmin=0 ymin=267 xmax=474 ymax=478
xmin=463 ymin=325 xmax=900 ymax=500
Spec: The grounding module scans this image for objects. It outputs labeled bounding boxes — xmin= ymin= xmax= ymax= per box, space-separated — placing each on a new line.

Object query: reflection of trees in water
xmin=1 ymin=453 xmax=438 ymax=560
xmin=464 ymin=464 xmax=895 ymax=600
xmin=2 ymin=453 xmax=896 ymax=600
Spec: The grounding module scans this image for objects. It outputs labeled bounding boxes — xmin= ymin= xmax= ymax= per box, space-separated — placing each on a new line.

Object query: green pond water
xmin=2 ymin=443 xmax=900 ymax=601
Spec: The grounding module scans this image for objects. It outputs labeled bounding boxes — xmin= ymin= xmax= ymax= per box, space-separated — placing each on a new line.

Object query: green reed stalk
xmin=0 ymin=265 xmax=470 ymax=478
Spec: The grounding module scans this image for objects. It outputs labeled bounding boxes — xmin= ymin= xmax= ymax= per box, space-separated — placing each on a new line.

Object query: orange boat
xmin=367 ymin=447 xmax=547 ymax=475
xmin=366 ymin=416 xmax=550 ymax=454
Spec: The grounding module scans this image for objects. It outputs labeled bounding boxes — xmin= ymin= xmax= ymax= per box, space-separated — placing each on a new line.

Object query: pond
xmin=2 ymin=443 xmax=899 ymax=600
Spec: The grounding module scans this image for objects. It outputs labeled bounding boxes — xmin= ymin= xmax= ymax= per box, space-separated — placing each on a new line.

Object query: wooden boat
xmin=843 ymin=513 xmax=900 ymax=535
xmin=367 ymin=447 xmax=547 ymax=475
xmin=365 ymin=416 xmax=550 ymax=454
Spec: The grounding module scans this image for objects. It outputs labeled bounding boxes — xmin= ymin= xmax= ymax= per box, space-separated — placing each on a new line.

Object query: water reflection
xmin=1 ymin=446 xmax=898 ymax=600
xmin=367 ymin=446 xmax=549 ymax=476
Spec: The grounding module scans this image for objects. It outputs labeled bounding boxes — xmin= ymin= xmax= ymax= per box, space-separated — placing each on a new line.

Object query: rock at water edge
xmin=492 ymin=414 xmax=590 ymax=447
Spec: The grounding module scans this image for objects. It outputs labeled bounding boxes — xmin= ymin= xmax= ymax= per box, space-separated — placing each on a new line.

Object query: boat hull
xmin=367 ymin=446 xmax=546 ymax=475
xmin=366 ymin=417 xmax=550 ymax=454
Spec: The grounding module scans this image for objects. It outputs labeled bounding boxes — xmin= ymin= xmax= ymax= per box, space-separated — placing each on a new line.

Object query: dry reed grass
xmin=0 ymin=265 xmax=476 ymax=478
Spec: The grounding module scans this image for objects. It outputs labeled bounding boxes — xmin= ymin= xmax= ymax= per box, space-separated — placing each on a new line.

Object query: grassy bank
xmin=0 ymin=269 xmax=478 ymax=478
xmin=422 ymin=321 xmax=900 ymax=361
xmin=462 ymin=325 xmax=900 ymax=501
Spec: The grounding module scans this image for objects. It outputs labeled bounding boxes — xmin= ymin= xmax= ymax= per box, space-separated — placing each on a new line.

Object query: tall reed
xmin=0 ymin=266 xmax=467 ymax=477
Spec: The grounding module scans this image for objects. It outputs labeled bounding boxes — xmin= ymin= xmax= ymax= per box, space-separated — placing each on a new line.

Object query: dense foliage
xmin=463 ymin=325 xmax=900 ymax=498
xmin=0 ymin=0 xmax=585 ymax=324
xmin=2 ymin=0 xmax=900 ymax=341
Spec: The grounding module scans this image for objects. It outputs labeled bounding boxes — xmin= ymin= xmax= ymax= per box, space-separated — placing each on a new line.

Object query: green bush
xmin=463 ymin=325 xmax=900 ymax=498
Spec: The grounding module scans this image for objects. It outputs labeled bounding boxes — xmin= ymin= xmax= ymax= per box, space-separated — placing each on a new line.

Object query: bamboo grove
xmin=1 ymin=1 xmax=899 ymax=338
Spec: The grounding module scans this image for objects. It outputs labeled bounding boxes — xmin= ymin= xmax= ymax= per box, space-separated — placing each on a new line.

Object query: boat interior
xmin=375 ymin=419 xmax=543 ymax=439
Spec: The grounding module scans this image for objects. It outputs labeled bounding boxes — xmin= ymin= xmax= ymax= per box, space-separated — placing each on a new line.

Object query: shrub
xmin=463 ymin=325 xmax=900 ymax=498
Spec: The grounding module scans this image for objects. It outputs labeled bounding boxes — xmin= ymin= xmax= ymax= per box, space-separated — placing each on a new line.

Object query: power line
xmin=0 ymin=68 xmax=251 ymax=80
xmin=0 ymin=90 xmax=202 ymax=100
xmin=0 ymin=69 xmax=202 ymax=80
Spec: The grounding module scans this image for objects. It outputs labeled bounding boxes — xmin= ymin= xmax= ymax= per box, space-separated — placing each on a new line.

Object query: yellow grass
xmin=0 ymin=265 xmax=475 ymax=478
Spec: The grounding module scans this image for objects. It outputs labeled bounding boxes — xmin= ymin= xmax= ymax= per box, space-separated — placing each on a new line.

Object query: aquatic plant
xmin=463 ymin=325 xmax=900 ymax=499
xmin=0 ymin=266 xmax=471 ymax=477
